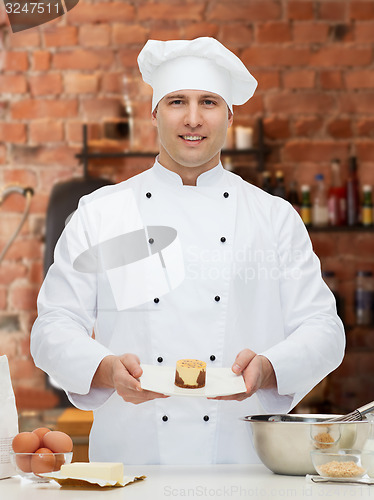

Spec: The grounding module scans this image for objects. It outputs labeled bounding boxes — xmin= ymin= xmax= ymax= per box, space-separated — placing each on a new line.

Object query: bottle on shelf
xmin=272 ymin=170 xmax=286 ymax=199
xmin=287 ymin=180 xmax=300 ymax=213
xmin=260 ymin=171 xmax=272 ymax=194
xmin=223 ymin=156 xmax=234 ymax=172
xmin=328 ymin=159 xmax=347 ymax=226
xmin=312 ymin=174 xmax=329 ymax=227
xmin=362 ymin=185 xmax=374 ymax=227
xmin=346 ymin=156 xmax=360 ymax=226
xmin=300 ymin=185 xmax=312 ymax=227
xmin=355 ymin=270 xmax=374 ymax=326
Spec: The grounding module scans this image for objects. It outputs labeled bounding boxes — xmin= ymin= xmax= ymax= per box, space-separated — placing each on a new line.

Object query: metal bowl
xmin=242 ymin=414 xmax=369 ymax=476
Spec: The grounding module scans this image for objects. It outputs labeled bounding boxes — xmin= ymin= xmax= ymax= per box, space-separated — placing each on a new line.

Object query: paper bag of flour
xmin=0 ymin=355 xmax=18 ymax=478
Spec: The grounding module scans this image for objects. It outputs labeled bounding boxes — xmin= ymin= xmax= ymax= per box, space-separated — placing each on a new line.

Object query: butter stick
xmin=60 ymin=462 xmax=124 ymax=482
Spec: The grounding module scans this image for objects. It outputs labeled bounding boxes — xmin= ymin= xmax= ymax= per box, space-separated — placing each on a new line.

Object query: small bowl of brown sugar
xmin=311 ymin=449 xmax=367 ymax=479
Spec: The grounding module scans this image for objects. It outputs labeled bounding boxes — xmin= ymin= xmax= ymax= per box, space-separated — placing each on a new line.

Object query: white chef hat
xmin=137 ymin=37 xmax=258 ymax=112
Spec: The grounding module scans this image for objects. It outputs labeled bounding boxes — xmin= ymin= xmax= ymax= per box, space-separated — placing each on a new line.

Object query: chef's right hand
xmin=92 ymin=354 xmax=168 ymax=405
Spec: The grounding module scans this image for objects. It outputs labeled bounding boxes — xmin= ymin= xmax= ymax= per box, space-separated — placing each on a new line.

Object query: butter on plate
xmin=41 ymin=462 xmax=146 ymax=488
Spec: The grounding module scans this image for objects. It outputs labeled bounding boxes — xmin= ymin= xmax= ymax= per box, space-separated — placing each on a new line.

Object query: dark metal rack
xmin=75 ymin=118 xmax=270 ymax=175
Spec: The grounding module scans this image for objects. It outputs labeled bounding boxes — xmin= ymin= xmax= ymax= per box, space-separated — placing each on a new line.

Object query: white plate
xmin=139 ymin=364 xmax=246 ymax=397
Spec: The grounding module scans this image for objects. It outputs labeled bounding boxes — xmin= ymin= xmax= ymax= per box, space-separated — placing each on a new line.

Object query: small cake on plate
xmin=174 ymin=359 xmax=206 ymax=388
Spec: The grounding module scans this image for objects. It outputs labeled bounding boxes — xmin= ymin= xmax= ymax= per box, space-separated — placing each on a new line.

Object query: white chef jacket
xmin=31 ymin=159 xmax=345 ymax=465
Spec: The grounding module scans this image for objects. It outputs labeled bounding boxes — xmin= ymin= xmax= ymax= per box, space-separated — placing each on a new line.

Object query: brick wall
xmin=0 ymin=0 xmax=373 ymax=413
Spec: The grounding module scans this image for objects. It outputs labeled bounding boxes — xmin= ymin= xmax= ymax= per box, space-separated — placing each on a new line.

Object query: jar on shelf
xmin=355 ymin=270 xmax=374 ymax=326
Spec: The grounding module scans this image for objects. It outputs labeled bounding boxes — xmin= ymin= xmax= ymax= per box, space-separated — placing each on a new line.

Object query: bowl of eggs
xmin=11 ymin=427 xmax=73 ymax=480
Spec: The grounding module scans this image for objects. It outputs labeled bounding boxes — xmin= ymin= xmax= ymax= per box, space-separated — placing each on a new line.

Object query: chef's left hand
xmin=210 ymin=349 xmax=277 ymax=401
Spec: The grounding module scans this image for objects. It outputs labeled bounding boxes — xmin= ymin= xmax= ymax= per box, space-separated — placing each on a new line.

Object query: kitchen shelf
xmin=308 ymin=225 xmax=374 ymax=233
xmin=75 ymin=118 xmax=270 ymax=176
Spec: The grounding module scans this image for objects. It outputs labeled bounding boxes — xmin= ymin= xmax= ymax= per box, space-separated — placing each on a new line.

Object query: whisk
xmin=325 ymin=401 xmax=374 ymax=423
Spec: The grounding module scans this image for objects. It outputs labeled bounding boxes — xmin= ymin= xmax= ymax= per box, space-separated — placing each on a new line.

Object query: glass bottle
xmin=355 ymin=270 xmax=374 ymax=326
xmin=328 ymin=158 xmax=347 ymax=226
xmin=362 ymin=185 xmax=373 ymax=227
xmin=260 ymin=171 xmax=272 ymax=194
xmin=287 ymin=180 xmax=300 ymax=214
xmin=346 ymin=156 xmax=360 ymax=226
xmin=362 ymin=413 xmax=374 ymax=478
xmin=300 ymin=185 xmax=312 ymax=227
xmin=272 ymin=170 xmax=286 ymax=199
xmin=312 ymin=174 xmax=329 ymax=227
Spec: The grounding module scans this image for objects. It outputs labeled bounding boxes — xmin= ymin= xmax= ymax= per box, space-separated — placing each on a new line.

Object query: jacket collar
xmin=152 ymin=156 xmax=225 ymax=187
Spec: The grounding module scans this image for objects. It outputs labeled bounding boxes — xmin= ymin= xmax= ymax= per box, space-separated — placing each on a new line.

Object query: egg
xmin=32 ymin=427 xmax=51 ymax=447
xmin=43 ymin=431 xmax=73 ymax=453
xmin=12 ymin=432 xmax=40 ymax=453
xmin=31 ymin=448 xmax=55 ymax=475
xmin=53 ymin=453 xmax=66 ymax=471
xmin=15 ymin=454 xmax=32 ymax=473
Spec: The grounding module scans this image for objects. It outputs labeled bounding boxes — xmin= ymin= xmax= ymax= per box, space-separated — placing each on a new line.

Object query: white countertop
xmin=1 ymin=464 xmax=373 ymax=500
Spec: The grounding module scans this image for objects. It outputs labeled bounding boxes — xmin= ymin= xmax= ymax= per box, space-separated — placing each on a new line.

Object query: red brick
xmin=43 ymin=25 xmax=78 ymax=47
xmin=81 ymin=98 xmax=123 ymax=120
xmin=14 ymin=386 xmax=60 ymax=411
xmin=283 ymin=70 xmax=316 ymax=89
xmin=7 ymin=30 xmax=40 ymax=48
xmin=0 ymin=336 xmax=19 ymax=359
xmin=207 ymin=1 xmax=281 ymax=22
xmin=355 ymin=21 xmax=374 ymax=42
xmin=139 ymin=3 xmax=203 ymax=21
xmin=118 ymin=48 xmax=143 ymax=68
xmin=293 ymin=22 xmax=329 ymax=43
xmin=294 ymin=117 xmax=324 ymax=137
xmin=234 ymin=93 xmax=264 ymax=115
xmin=53 ymin=50 xmax=114 ymax=70
xmin=100 ymin=73 xmax=123 ymax=93
xmin=38 ymin=165 xmax=78 ymax=191
xmin=318 ymin=2 xmax=347 ymax=20
xmin=263 ymin=117 xmax=290 ymax=140
xmin=0 ymin=74 xmax=27 ymax=93
xmin=148 ymin=25 xmax=182 ymax=41
xmin=32 ymin=51 xmax=50 ymax=71
xmin=0 ymin=263 xmax=27 ymax=285
xmin=0 ymin=145 xmax=6 ymax=164
xmin=11 ymin=145 xmax=79 ymax=168
xmin=183 ymin=22 xmax=219 ymax=39
xmin=356 ymin=118 xmax=374 ymax=137
xmin=3 ymin=167 xmax=36 ymax=188
xmin=0 ymin=287 xmax=7 ymax=310
xmin=64 ymin=73 xmax=99 ymax=94
xmin=350 ymin=1 xmax=374 ymax=20
xmin=320 ymin=71 xmax=343 ymax=90
xmin=67 ymin=2 xmax=135 ymax=23
xmin=79 ymin=24 xmax=111 ymax=47
xmin=0 ymin=123 xmax=26 ymax=143
xmin=256 ymin=22 xmax=292 ymax=43
xmin=9 ymin=358 xmax=40 ymax=381
xmin=242 ymin=46 xmax=310 ymax=67
xmin=29 ymin=261 xmax=43 ymax=285
xmin=112 ymin=23 xmax=148 ymax=45
xmin=339 ymin=93 xmax=374 ymax=113
xmin=266 ymin=92 xmax=335 ymax=114
xmin=356 ymin=141 xmax=374 ymax=162
xmin=310 ymin=46 xmax=371 ymax=67
xmin=219 ymin=24 xmax=253 ymax=46
xmin=249 ymin=71 xmax=278 ymax=91
xmin=284 ymin=140 xmax=349 ymax=163
xmin=11 ymin=99 xmax=78 ymax=119
xmin=29 ymin=73 xmax=62 ymax=96
xmin=327 ymin=118 xmax=352 ymax=139
xmin=287 ymin=1 xmax=314 ymax=20
xmin=29 ymin=120 xmax=64 ymax=143
xmin=346 ymin=70 xmax=374 ymax=89
xmin=4 ymin=51 xmax=28 ymax=71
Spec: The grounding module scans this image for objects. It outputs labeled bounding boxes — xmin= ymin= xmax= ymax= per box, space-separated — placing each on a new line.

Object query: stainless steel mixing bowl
xmin=243 ymin=414 xmax=369 ymax=476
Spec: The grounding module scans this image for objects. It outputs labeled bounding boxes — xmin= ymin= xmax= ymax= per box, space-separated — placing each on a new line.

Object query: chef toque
xmin=137 ymin=37 xmax=258 ymax=112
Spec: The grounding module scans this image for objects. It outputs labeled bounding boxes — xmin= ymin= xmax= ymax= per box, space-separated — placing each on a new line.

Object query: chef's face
xmin=152 ymin=90 xmax=233 ymax=178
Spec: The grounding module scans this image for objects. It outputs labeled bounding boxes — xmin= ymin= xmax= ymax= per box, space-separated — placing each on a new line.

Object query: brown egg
xmin=53 ymin=453 xmax=66 ymax=471
xmin=12 ymin=432 xmax=40 ymax=453
xmin=43 ymin=431 xmax=73 ymax=453
xmin=32 ymin=427 xmax=51 ymax=447
xmin=31 ymin=448 xmax=55 ymax=475
xmin=15 ymin=454 xmax=32 ymax=473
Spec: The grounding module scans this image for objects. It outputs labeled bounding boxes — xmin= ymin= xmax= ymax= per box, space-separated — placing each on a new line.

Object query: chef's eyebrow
xmin=165 ymin=93 xmax=221 ymax=101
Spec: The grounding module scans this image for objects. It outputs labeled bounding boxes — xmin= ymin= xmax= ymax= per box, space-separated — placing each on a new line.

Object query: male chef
xmin=31 ymin=37 xmax=345 ymax=464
